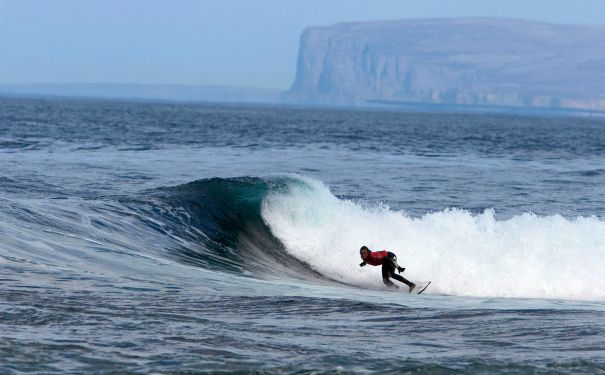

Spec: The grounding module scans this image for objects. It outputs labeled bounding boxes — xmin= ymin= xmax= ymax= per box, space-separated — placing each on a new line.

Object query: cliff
xmin=286 ymin=18 xmax=605 ymax=111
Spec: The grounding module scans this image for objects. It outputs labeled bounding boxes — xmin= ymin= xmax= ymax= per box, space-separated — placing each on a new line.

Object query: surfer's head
xmin=359 ymin=246 xmax=370 ymax=260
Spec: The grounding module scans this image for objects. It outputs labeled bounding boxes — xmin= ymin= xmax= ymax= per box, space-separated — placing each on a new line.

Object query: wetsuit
xmin=360 ymin=250 xmax=415 ymax=289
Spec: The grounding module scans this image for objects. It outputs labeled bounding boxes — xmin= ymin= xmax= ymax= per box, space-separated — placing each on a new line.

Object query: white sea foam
xmin=261 ymin=176 xmax=605 ymax=301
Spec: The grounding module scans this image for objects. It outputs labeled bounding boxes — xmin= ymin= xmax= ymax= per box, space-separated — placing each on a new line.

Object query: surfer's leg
xmin=391 ymin=273 xmax=415 ymax=288
xmin=381 ymin=263 xmax=396 ymax=287
xmin=388 ymin=266 xmax=416 ymax=292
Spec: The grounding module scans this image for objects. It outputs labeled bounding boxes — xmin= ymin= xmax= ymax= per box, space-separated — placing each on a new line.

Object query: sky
xmin=1 ymin=0 xmax=605 ymax=90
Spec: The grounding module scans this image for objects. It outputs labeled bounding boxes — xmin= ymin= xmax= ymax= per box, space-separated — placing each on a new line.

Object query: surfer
xmin=359 ymin=246 xmax=416 ymax=292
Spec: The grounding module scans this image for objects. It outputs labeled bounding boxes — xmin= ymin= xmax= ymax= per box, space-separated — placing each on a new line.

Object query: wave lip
xmin=142 ymin=176 xmax=328 ymax=282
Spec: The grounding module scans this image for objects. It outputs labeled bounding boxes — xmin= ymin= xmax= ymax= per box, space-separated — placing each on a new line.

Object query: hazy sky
xmin=2 ymin=0 xmax=605 ymax=89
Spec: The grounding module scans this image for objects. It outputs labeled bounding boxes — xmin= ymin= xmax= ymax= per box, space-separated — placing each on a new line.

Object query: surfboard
xmin=412 ymin=281 xmax=431 ymax=294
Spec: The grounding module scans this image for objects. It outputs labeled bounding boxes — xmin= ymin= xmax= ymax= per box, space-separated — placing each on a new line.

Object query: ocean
xmin=1 ymin=97 xmax=604 ymax=374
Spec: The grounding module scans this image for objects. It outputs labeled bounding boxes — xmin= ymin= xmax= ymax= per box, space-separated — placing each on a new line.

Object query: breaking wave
xmin=3 ymin=174 xmax=604 ymax=301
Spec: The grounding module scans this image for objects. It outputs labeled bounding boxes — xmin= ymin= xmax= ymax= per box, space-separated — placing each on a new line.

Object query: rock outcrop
xmin=286 ymin=18 xmax=605 ymax=111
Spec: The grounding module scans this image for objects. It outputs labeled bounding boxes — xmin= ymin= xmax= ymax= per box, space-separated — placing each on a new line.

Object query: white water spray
xmin=261 ymin=176 xmax=605 ymax=301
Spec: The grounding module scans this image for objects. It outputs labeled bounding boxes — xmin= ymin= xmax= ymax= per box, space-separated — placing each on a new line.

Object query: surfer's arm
xmin=391 ymin=259 xmax=403 ymax=271
xmin=386 ymin=255 xmax=405 ymax=273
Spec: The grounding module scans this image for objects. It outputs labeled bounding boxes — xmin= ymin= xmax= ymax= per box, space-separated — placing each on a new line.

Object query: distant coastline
xmin=3 ymin=88 xmax=604 ymax=119
xmin=4 ymin=16 xmax=605 ymax=119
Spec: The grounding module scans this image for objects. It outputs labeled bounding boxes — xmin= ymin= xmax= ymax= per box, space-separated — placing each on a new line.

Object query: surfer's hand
xmin=397 ymin=266 xmax=405 ymax=273
xmin=359 ymin=262 xmax=366 ymax=267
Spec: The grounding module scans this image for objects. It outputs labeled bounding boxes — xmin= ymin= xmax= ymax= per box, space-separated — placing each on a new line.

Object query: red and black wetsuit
xmin=361 ymin=250 xmax=390 ymax=266
xmin=360 ymin=250 xmax=414 ymax=288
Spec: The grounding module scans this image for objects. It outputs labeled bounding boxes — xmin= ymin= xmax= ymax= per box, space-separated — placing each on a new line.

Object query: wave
xmin=3 ymin=174 xmax=604 ymax=301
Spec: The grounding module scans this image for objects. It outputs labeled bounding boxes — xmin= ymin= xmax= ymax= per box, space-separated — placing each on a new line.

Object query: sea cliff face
xmin=287 ymin=18 xmax=605 ymax=111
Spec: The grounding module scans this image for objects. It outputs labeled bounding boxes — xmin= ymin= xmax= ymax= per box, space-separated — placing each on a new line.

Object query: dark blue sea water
xmin=1 ymin=97 xmax=605 ymax=374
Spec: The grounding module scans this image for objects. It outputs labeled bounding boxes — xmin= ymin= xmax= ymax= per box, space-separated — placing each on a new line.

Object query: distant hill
xmin=286 ymin=18 xmax=605 ymax=112
xmin=0 ymin=83 xmax=283 ymax=104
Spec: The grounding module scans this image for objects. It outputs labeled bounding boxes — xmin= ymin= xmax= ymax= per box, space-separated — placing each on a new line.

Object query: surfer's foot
xmin=408 ymin=283 xmax=416 ymax=293
xmin=383 ymin=278 xmax=397 ymax=288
